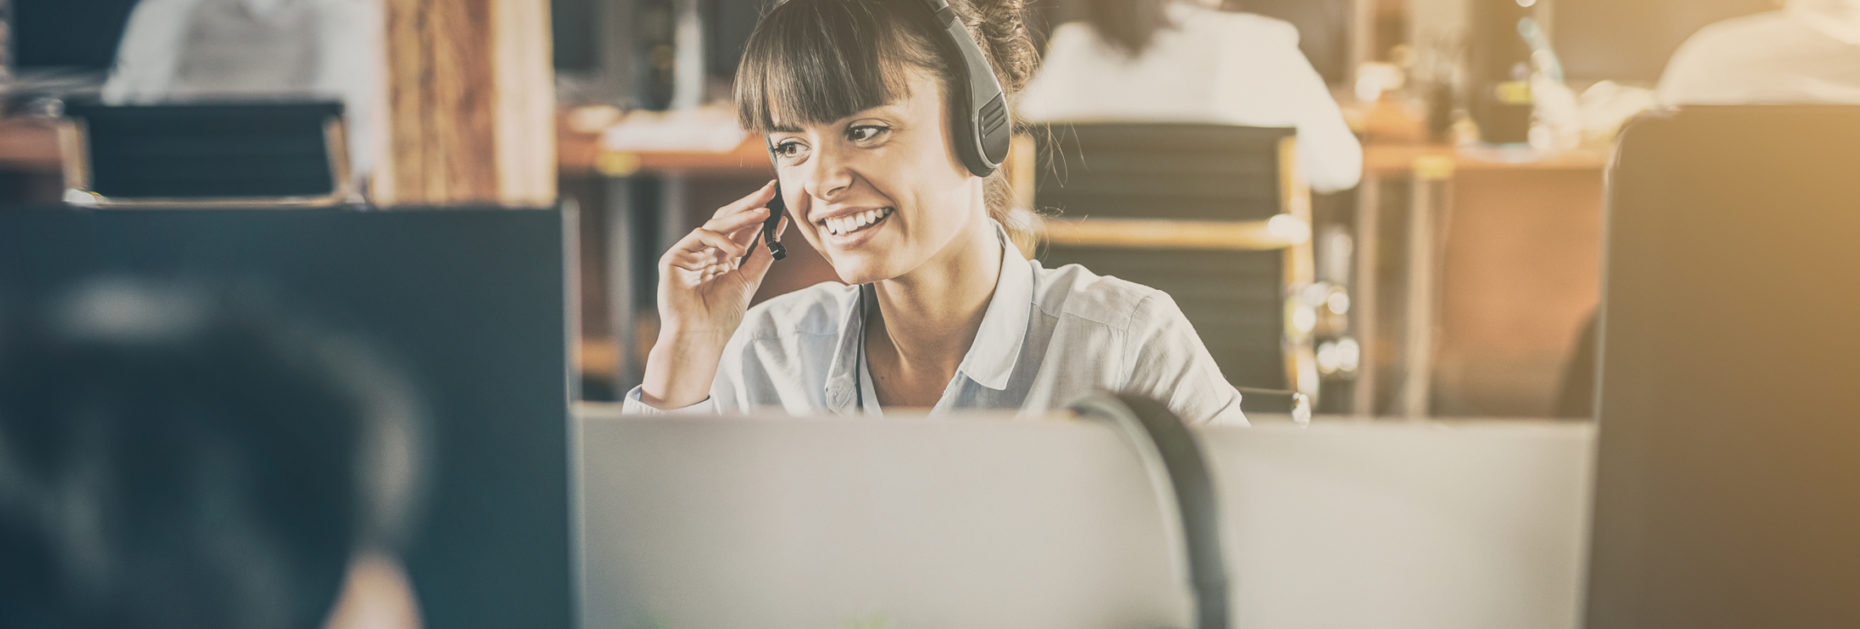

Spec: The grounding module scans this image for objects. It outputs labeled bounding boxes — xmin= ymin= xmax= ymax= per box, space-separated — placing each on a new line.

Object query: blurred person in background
xmin=0 ymin=279 xmax=427 ymax=629
xmin=1018 ymin=0 xmax=1363 ymax=193
xmin=102 ymin=0 xmax=383 ymax=188
xmin=1658 ymin=0 xmax=1860 ymax=105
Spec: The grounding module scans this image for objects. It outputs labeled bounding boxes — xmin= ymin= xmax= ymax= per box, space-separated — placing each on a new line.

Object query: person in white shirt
xmin=628 ymin=0 xmax=1246 ymax=423
xmin=1018 ymin=0 xmax=1363 ymax=193
xmin=1658 ymin=0 xmax=1860 ymax=105
xmin=103 ymin=0 xmax=383 ymax=188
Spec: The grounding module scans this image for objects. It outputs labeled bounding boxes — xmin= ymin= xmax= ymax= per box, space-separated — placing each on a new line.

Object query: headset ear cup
xmin=922 ymin=0 xmax=1008 ymax=177
xmin=978 ymin=93 xmax=1011 ymax=169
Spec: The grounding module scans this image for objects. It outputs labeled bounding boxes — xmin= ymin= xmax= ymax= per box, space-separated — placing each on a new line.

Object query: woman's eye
xmin=848 ymin=125 xmax=889 ymax=143
xmin=774 ymin=140 xmax=808 ymax=162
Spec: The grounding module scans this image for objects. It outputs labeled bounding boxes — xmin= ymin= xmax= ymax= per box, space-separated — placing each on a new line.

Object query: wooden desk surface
xmin=1363 ymin=143 xmax=1613 ymax=176
xmin=558 ymin=108 xmax=772 ymax=178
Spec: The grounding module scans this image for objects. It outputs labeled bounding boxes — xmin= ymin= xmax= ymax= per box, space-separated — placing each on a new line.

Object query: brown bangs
xmin=734 ymin=0 xmax=943 ymax=132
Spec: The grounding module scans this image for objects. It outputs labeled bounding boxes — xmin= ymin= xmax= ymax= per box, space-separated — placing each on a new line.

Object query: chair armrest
xmin=1235 ymin=387 xmax=1311 ymax=424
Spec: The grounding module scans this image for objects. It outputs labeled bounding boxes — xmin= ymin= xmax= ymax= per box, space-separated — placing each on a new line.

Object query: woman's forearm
xmin=637 ymin=328 xmax=731 ymax=409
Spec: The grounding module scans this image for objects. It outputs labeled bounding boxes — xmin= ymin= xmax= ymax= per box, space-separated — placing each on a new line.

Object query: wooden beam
xmin=378 ymin=0 xmax=556 ymax=206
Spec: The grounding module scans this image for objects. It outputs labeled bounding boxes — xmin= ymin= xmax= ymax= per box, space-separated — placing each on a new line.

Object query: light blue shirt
xmin=624 ymin=222 xmax=1248 ymax=424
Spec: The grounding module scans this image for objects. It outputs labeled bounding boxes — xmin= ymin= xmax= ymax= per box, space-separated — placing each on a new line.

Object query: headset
xmin=743 ymin=0 xmax=1012 ymax=265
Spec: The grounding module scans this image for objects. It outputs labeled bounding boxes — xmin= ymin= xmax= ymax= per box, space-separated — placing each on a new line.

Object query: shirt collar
xmin=958 ymin=220 xmax=1034 ymax=390
xmin=821 ymin=220 xmax=1034 ymax=407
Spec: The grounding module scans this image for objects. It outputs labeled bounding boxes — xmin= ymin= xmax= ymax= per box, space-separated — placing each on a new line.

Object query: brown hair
xmin=734 ymin=0 xmax=1039 ymax=251
xmin=1069 ymin=0 xmax=1173 ymax=57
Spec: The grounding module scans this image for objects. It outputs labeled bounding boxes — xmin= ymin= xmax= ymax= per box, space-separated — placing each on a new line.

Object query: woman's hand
xmin=640 ymin=180 xmax=787 ymax=408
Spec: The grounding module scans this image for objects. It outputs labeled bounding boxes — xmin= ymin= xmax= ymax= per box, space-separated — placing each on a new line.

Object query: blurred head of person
xmin=1065 ymin=0 xmax=1175 ymax=57
xmin=0 ymin=278 xmax=428 ymax=629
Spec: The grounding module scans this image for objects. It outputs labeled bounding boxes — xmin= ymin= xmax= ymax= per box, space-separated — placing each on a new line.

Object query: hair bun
xmin=956 ymin=0 xmax=1038 ymax=95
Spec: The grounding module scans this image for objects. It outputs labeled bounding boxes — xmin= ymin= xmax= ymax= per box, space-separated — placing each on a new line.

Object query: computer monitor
xmin=0 ymin=206 xmax=579 ymax=629
xmin=1585 ymin=106 xmax=1860 ymax=627
xmin=579 ymin=410 xmax=1591 ymax=628
xmin=6 ymin=0 xmax=141 ymax=73
xmin=552 ymin=0 xmax=601 ymax=74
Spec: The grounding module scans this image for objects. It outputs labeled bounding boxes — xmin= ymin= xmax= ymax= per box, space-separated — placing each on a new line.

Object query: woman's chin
xmin=827 ymin=255 xmax=901 ymax=286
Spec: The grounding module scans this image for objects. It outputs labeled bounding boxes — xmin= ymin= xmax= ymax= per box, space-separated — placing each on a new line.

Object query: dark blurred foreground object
xmin=58 ymin=101 xmax=353 ymax=207
xmin=0 ymin=279 xmax=428 ymax=629
xmin=1031 ymin=122 xmax=1324 ymax=403
xmin=0 ymin=205 xmax=577 ymax=629
xmin=1585 ymin=106 xmax=1860 ymax=628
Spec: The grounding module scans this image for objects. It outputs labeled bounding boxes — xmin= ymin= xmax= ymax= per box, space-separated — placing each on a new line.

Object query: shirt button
xmin=825 ymin=383 xmax=851 ymax=407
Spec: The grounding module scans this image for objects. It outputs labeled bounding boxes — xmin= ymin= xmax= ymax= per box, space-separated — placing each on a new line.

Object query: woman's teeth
xmin=822 ymin=207 xmax=893 ymax=236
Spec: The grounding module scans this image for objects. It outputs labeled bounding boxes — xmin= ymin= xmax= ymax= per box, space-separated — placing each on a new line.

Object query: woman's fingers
xmin=662 ymin=225 xmax=745 ymax=271
xmin=710 ymin=180 xmax=779 ymax=220
xmin=666 ymin=243 xmax=729 ymax=269
xmin=657 ymin=185 xmax=778 ymax=281
xmin=704 ymin=206 xmax=772 ymax=245
xmin=690 ymin=227 xmax=748 ymax=259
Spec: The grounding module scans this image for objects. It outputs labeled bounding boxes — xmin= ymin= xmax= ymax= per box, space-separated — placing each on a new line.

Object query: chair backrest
xmin=1586 ymin=106 xmax=1860 ymax=628
xmin=60 ymin=101 xmax=351 ymax=207
xmin=1029 ymin=123 xmax=1310 ymax=394
xmin=1032 ymin=123 xmax=1294 ymax=222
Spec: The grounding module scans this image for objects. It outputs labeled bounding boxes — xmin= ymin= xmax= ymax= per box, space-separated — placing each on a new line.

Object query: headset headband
xmin=918 ymin=0 xmax=1011 ymax=177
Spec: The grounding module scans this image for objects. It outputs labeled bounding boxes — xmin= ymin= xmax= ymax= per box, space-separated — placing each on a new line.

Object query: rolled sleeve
xmin=1121 ymin=293 xmax=1249 ymax=426
xmin=621 ymin=386 xmax=720 ymax=415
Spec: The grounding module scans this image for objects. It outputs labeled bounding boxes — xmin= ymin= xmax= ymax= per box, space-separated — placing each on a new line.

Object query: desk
xmin=559 ymin=114 xmax=767 ymax=177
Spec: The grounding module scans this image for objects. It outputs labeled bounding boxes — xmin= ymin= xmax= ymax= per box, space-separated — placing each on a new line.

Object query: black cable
xmin=1070 ymin=393 xmax=1231 ymax=629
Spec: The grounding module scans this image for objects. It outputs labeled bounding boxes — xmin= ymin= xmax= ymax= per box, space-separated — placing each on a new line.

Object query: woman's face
xmin=768 ymin=69 xmax=986 ymax=285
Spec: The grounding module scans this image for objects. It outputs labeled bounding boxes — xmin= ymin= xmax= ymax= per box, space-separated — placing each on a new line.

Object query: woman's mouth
xmin=819 ymin=207 xmax=894 ymax=238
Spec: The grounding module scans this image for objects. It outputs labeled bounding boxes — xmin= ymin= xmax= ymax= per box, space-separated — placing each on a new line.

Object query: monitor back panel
xmin=0 ymin=206 xmax=578 ymax=629
xmin=1587 ymin=107 xmax=1860 ymax=628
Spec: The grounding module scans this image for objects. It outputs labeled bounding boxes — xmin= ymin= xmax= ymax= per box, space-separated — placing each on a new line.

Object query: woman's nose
xmin=802 ymin=143 xmax=854 ymax=203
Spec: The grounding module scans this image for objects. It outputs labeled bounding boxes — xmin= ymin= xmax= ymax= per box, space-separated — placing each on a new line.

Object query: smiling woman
xmin=627 ymin=0 xmax=1246 ymax=424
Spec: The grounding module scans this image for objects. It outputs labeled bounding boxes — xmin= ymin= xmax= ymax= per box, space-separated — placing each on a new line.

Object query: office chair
xmin=1585 ymin=105 xmax=1860 ymax=628
xmin=58 ymin=101 xmax=354 ymax=207
xmin=1028 ymin=123 xmax=1319 ymax=400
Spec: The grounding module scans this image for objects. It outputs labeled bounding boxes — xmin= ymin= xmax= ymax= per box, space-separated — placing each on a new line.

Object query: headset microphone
xmin=742 ymin=140 xmax=788 ymax=266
